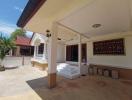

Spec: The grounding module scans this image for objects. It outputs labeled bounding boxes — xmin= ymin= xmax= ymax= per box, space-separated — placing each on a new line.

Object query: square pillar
xmin=48 ymin=22 xmax=58 ymax=88
xmin=44 ymin=43 xmax=47 ymax=55
xmin=45 ymin=44 xmax=48 ymax=60
xmin=36 ymin=46 xmax=38 ymax=57
xmin=42 ymin=44 xmax=46 ymax=60
xmin=34 ymin=46 xmax=37 ymax=58
xmin=78 ymin=35 xmax=82 ymax=74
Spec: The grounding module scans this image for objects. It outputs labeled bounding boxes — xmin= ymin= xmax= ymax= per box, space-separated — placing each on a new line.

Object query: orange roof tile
xmin=15 ymin=36 xmax=31 ymax=46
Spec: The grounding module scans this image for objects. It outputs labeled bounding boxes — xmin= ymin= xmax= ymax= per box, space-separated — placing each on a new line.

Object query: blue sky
xmin=0 ymin=0 xmax=33 ymax=37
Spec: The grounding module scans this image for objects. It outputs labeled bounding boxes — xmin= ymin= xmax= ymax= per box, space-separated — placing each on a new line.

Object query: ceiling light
xmin=92 ymin=24 xmax=102 ymax=28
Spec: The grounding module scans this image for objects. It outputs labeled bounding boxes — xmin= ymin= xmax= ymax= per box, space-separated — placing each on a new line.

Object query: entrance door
xmin=66 ymin=43 xmax=87 ymax=63
xmin=66 ymin=45 xmax=78 ymax=62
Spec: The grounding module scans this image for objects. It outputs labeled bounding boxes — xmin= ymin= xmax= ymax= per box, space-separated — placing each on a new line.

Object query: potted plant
xmin=0 ymin=34 xmax=16 ymax=71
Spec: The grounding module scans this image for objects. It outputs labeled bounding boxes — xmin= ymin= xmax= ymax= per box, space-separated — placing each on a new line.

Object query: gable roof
xmin=30 ymin=33 xmax=48 ymax=46
xmin=15 ymin=36 xmax=31 ymax=46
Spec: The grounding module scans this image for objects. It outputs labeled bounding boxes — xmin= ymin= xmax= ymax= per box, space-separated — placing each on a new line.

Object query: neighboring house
xmin=12 ymin=36 xmax=34 ymax=56
xmin=30 ymin=33 xmax=65 ymax=68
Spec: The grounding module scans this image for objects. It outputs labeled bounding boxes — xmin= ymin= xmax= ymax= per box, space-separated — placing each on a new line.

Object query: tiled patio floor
xmin=0 ymin=65 xmax=132 ymax=100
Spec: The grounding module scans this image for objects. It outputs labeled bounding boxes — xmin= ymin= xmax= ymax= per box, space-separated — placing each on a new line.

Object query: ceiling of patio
xmin=24 ymin=0 xmax=132 ymax=38
xmin=25 ymin=0 xmax=93 ymax=33
xmin=59 ymin=0 xmax=132 ymax=37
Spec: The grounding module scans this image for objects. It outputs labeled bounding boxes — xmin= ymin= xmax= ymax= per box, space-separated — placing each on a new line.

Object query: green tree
xmin=0 ymin=34 xmax=16 ymax=70
xmin=10 ymin=28 xmax=26 ymax=40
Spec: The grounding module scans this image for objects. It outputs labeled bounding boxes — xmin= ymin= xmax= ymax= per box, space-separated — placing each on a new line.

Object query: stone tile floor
xmin=0 ymin=65 xmax=132 ymax=100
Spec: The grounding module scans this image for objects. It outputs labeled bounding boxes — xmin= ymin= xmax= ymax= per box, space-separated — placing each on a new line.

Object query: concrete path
xmin=0 ymin=65 xmax=47 ymax=100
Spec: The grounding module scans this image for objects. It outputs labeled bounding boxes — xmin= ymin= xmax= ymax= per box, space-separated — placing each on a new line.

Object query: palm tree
xmin=0 ymin=34 xmax=16 ymax=71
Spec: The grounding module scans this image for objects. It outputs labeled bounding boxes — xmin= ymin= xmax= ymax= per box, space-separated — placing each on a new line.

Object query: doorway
xmin=66 ymin=43 xmax=87 ymax=63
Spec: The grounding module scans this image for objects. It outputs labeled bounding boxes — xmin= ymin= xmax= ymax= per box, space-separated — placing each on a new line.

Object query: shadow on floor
xmin=26 ymin=77 xmax=50 ymax=100
xmin=26 ymin=74 xmax=92 ymax=100
xmin=26 ymin=76 xmax=132 ymax=100
xmin=27 ymin=77 xmax=48 ymax=89
xmin=26 ymin=75 xmax=69 ymax=100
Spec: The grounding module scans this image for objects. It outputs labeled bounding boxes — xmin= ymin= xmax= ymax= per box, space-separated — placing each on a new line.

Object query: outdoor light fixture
xmin=92 ymin=24 xmax=102 ymax=28
xmin=46 ymin=29 xmax=62 ymax=40
xmin=46 ymin=29 xmax=51 ymax=37
xmin=58 ymin=38 xmax=61 ymax=40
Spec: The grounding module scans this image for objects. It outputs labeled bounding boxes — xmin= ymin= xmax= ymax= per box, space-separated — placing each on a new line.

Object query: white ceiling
xmin=25 ymin=0 xmax=92 ymax=33
xmin=60 ymin=0 xmax=132 ymax=37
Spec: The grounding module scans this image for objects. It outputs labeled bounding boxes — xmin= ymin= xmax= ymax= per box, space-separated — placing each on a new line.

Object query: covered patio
xmin=17 ymin=0 xmax=132 ymax=90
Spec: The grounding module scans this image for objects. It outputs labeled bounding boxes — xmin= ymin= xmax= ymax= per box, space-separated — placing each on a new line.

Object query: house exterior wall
xmin=63 ymin=31 xmax=132 ymax=69
xmin=57 ymin=43 xmax=65 ymax=63
xmin=12 ymin=45 xmax=34 ymax=57
xmin=87 ymin=32 xmax=132 ymax=69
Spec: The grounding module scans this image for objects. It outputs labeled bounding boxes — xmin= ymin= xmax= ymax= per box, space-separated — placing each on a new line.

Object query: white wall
xmin=87 ymin=32 xmax=132 ymax=69
xmin=57 ymin=43 xmax=65 ymax=63
xmin=2 ymin=56 xmax=32 ymax=67
xmin=63 ymin=31 xmax=132 ymax=69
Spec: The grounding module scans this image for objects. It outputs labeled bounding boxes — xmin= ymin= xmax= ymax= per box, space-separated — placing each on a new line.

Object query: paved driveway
xmin=0 ymin=65 xmax=47 ymax=100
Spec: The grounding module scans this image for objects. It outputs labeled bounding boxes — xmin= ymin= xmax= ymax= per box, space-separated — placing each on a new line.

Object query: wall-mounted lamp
xmin=46 ymin=29 xmax=51 ymax=37
xmin=46 ymin=30 xmax=62 ymax=41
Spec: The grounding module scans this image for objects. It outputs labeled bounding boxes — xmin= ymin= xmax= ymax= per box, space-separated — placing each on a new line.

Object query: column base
xmin=48 ymin=73 xmax=57 ymax=88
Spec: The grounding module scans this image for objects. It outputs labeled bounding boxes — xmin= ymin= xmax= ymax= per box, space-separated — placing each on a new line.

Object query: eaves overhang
xmin=17 ymin=0 xmax=46 ymax=28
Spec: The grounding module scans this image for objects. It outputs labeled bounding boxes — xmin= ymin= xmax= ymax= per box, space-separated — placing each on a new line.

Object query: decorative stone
xmin=111 ymin=70 xmax=119 ymax=79
xmin=103 ymin=69 xmax=110 ymax=77
xmin=93 ymin=67 xmax=98 ymax=75
xmin=98 ymin=68 xmax=103 ymax=76
xmin=88 ymin=67 xmax=94 ymax=75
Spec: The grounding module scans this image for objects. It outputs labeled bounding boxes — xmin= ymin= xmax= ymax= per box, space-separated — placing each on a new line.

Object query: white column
xmin=45 ymin=43 xmax=47 ymax=59
xmin=42 ymin=43 xmax=47 ymax=61
xmin=44 ymin=43 xmax=47 ymax=57
xmin=36 ymin=46 xmax=39 ymax=57
xmin=42 ymin=44 xmax=45 ymax=60
xmin=45 ymin=43 xmax=48 ymax=60
xmin=78 ymin=35 xmax=82 ymax=74
xmin=34 ymin=46 xmax=37 ymax=58
xmin=48 ymin=22 xmax=58 ymax=88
